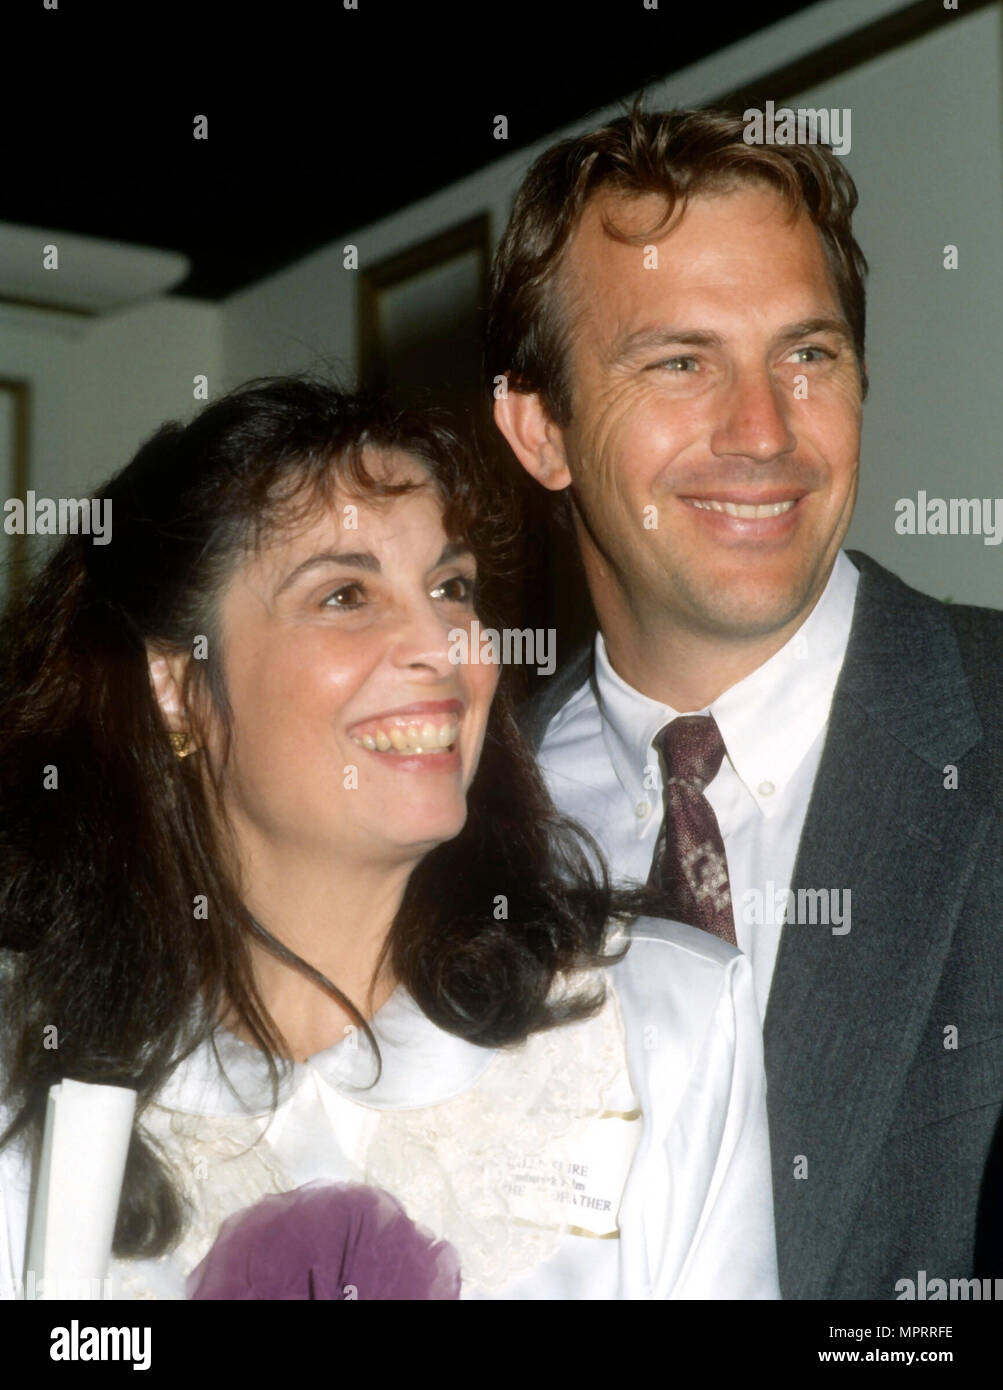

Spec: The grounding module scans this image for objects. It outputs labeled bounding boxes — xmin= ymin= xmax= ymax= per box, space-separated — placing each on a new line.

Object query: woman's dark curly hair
xmin=0 ymin=376 xmax=642 ymax=1261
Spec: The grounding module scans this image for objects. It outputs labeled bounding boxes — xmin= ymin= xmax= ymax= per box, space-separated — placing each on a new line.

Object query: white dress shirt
xmin=538 ymin=551 xmax=860 ymax=1021
xmin=0 ymin=923 xmax=779 ymax=1300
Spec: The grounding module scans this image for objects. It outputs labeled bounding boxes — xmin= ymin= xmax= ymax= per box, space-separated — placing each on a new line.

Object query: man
xmin=486 ymin=104 xmax=1003 ymax=1300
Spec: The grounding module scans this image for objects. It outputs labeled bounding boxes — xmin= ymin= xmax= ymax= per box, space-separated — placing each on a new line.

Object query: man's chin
xmin=681 ymin=580 xmax=824 ymax=643
xmin=668 ymin=544 xmax=838 ymax=634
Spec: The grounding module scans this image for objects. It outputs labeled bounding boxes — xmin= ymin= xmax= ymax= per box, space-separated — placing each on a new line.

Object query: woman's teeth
xmin=684 ymin=498 xmax=797 ymax=518
xmin=350 ymin=720 xmax=459 ymax=755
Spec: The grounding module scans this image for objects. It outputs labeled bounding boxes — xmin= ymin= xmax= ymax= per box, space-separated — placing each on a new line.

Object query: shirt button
xmin=758 ymin=781 xmax=776 ymax=797
xmin=634 ymin=801 xmax=650 ymax=820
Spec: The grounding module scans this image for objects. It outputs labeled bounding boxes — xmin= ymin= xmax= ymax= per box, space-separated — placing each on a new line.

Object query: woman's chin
xmin=374 ymin=805 xmax=469 ymax=858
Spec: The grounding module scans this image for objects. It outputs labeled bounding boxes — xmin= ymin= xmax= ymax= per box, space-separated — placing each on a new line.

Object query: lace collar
xmin=154 ymin=986 xmax=497 ymax=1118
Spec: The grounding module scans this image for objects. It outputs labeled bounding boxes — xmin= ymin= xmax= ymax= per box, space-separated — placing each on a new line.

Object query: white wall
xmin=0 ymin=296 xmax=222 ymax=588
xmin=219 ymin=164 xmax=518 ymax=388
xmin=794 ymin=6 xmax=1003 ymax=606
xmin=0 ymin=306 xmax=82 ymax=497
xmin=62 ymin=297 xmax=222 ymax=492
xmin=222 ymin=0 xmax=1003 ymax=608
xmin=0 ymin=297 xmax=222 ymax=495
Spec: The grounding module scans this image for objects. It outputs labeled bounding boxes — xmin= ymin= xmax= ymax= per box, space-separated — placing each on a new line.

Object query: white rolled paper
xmin=24 ymin=1079 xmax=136 ymax=1300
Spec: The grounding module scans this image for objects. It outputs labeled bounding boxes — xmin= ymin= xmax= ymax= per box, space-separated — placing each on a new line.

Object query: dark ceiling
xmin=4 ymin=0 xmax=820 ymax=299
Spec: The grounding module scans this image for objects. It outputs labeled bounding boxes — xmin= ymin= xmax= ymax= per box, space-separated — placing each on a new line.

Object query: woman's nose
xmin=388 ymin=601 xmax=459 ymax=677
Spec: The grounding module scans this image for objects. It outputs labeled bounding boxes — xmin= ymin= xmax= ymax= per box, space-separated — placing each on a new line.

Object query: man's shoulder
xmin=840 ymin=551 xmax=1003 ymax=794
xmin=609 ymin=917 xmax=742 ymax=1023
xmin=849 ymin=549 xmax=1003 ymax=634
xmin=848 ymin=550 xmax=1003 ymax=714
xmin=609 ymin=918 xmax=751 ymax=1072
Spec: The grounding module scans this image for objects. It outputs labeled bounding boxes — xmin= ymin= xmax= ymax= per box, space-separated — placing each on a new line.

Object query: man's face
xmin=550 ymin=184 xmax=863 ymax=641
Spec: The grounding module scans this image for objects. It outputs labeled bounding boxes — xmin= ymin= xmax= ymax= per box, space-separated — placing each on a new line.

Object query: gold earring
xmin=169 ymin=731 xmax=197 ymax=759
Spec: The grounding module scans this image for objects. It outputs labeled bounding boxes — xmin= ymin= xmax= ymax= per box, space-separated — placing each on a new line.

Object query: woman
xmin=0 ymin=377 xmax=778 ymax=1299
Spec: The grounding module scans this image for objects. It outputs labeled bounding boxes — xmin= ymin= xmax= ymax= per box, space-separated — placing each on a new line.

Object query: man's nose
xmin=709 ymin=366 xmax=797 ymax=463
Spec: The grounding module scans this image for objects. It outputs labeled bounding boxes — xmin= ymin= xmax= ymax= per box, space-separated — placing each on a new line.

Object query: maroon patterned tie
xmin=648 ymin=716 xmax=736 ymax=945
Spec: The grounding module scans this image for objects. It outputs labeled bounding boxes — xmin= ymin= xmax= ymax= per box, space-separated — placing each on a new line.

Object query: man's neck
xmin=596 ymin=598 xmax=823 ymax=712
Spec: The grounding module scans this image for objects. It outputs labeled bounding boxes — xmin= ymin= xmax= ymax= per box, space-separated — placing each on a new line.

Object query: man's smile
xmin=680 ymin=496 xmax=800 ymax=519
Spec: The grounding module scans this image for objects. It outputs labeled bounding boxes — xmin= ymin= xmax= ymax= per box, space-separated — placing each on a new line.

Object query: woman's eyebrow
xmin=273 ymin=541 xmax=474 ymax=598
xmin=274 ymin=549 xmax=379 ymax=598
xmin=437 ymin=541 xmax=474 ymax=565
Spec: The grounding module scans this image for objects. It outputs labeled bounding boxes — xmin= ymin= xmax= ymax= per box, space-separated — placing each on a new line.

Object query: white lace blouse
xmin=0 ymin=918 xmax=779 ymax=1300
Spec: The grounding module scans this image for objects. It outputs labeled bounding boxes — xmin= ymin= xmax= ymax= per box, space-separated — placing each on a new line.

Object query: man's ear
xmin=493 ymin=385 xmax=572 ymax=492
xmin=147 ymin=647 xmax=191 ymax=733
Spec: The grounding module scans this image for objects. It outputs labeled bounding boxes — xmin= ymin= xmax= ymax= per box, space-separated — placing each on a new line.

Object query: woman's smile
xmin=213 ymin=455 xmax=498 ymax=858
xmin=347 ymin=698 xmax=463 ymax=771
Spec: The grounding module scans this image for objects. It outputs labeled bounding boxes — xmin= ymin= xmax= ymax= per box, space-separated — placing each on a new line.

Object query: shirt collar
xmin=595 ymin=549 xmax=860 ymax=819
xmin=154 ymin=986 xmax=497 ymax=1117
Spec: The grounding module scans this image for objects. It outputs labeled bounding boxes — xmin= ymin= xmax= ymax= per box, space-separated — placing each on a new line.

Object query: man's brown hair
xmin=484 ymin=101 xmax=870 ymax=425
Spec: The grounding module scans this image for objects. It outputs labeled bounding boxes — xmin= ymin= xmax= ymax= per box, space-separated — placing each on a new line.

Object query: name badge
xmin=498 ymin=1108 xmax=642 ymax=1237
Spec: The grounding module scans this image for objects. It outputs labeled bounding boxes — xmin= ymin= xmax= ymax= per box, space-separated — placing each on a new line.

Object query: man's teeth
xmin=684 ymin=498 xmax=797 ymax=518
xmin=351 ymin=720 xmax=459 ymax=755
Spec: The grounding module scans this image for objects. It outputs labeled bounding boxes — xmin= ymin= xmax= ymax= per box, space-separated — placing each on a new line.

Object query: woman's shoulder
xmin=622 ymin=914 xmax=741 ymax=963
xmin=611 ymin=915 xmax=746 ymax=1013
xmin=607 ymin=917 xmax=759 ymax=1110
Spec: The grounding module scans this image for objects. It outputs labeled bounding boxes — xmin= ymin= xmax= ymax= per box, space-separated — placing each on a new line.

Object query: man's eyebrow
xmin=608 ymin=326 xmax=722 ymax=362
xmin=773 ymin=316 xmax=853 ymax=346
xmin=609 ymin=316 xmax=853 ymax=363
xmin=273 ymin=541 xmax=473 ymax=597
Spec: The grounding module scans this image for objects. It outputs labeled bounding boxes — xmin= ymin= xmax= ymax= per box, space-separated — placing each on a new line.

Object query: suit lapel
xmin=764 ymin=553 xmax=993 ymax=1297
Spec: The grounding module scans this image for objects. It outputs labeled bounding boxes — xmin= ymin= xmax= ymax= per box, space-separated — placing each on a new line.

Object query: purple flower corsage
xmin=186 ymin=1181 xmax=461 ymax=1300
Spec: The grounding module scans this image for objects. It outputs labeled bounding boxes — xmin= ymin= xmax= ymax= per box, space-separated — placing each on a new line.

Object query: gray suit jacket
xmin=521 ymin=550 xmax=1003 ymax=1299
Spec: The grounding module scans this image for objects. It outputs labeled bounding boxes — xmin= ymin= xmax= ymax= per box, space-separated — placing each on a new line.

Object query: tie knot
xmin=654 ymin=715 xmax=726 ymax=791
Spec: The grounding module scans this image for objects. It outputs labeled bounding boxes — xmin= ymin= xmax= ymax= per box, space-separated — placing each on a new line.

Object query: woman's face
xmin=205 ymin=451 xmax=499 ymax=869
